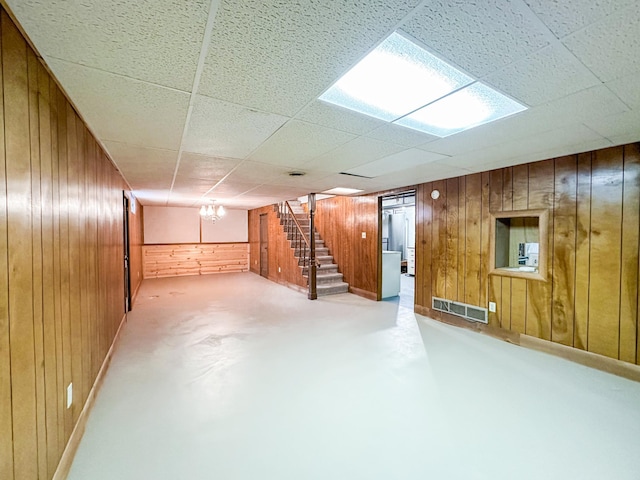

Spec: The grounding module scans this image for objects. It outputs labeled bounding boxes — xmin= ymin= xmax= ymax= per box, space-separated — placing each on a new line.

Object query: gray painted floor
xmin=69 ymin=272 xmax=640 ymax=480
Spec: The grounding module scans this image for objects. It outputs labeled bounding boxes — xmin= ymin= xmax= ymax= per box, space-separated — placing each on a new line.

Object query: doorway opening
xmin=123 ymin=192 xmax=132 ymax=312
xmin=380 ymin=191 xmax=415 ymax=307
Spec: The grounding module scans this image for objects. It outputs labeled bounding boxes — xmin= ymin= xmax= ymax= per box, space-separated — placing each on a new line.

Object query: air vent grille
xmin=431 ymin=297 xmax=488 ymax=324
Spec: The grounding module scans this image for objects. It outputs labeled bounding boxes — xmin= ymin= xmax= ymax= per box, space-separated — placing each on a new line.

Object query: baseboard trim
xmin=414 ymin=304 xmax=640 ymax=383
xmin=52 ymin=312 xmax=128 ymax=480
xmin=349 ymin=286 xmax=377 ymax=301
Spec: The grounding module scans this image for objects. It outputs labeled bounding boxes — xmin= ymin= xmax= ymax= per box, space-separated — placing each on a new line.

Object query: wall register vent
xmin=432 ymin=297 xmax=488 ymax=324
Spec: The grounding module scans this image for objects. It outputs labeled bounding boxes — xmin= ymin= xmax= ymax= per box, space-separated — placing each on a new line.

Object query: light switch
xmin=361 ymin=232 xmax=366 ymax=239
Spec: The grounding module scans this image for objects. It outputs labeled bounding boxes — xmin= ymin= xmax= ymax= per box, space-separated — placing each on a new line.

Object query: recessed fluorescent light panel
xmin=320 ymin=31 xmax=526 ymax=137
xmin=322 ymin=187 xmax=364 ymax=195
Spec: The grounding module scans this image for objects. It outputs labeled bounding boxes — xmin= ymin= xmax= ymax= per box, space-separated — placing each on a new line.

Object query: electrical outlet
xmin=488 ymin=302 xmax=496 ymax=313
xmin=255 ymin=260 xmax=257 ymax=265
xmin=278 ymin=267 xmax=281 ymax=273
xmin=66 ymin=383 xmax=73 ymax=409
xmin=361 ymin=232 xmax=366 ymax=239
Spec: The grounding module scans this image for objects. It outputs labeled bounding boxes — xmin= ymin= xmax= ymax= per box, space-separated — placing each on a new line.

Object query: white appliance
xmin=382 ymin=251 xmax=401 ymax=298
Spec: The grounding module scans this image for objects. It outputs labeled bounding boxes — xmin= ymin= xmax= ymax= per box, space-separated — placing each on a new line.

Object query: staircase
xmin=277 ymin=200 xmax=349 ymax=297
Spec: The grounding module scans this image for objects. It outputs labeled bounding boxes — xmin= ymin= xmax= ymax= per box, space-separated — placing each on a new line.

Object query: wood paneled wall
xmin=248 ymin=205 xmax=307 ymax=290
xmin=314 ymin=195 xmax=379 ymax=299
xmin=415 ymin=144 xmax=640 ymax=365
xmin=0 ymin=9 xmax=132 ymax=480
xmin=143 ymin=243 xmax=249 ymax=279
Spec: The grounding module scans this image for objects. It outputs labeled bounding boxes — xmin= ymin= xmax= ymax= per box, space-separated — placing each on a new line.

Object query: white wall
xmin=144 ymin=206 xmax=200 ymax=244
xmin=201 ymin=209 xmax=248 ymax=242
xmin=143 ymin=206 xmax=248 ymax=244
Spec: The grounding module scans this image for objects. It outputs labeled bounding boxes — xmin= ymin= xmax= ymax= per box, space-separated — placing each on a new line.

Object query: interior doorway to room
xmin=123 ymin=193 xmax=132 ymax=312
xmin=380 ymin=191 xmax=416 ymax=307
xmin=260 ymin=214 xmax=269 ymax=278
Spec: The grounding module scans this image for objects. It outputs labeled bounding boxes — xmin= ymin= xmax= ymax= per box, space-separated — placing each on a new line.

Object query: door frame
xmin=259 ymin=213 xmax=269 ymax=278
xmin=123 ymin=192 xmax=132 ymax=312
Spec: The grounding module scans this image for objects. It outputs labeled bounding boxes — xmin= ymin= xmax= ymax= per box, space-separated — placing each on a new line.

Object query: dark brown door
xmin=260 ymin=214 xmax=268 ymax=277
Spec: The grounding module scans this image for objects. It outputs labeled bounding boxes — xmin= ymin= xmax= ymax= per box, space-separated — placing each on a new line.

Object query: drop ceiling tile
xmin=125 ymin=176 xmax=174 ymax=191
xmin=295 ymin=100 xmax=386 ymax=135
xmin=103 ymin=141 xmax=178 ymax=177
xmin=523 ymin=0 xmax=636 ymax=38
xmin=183 ymin=95 xmax=290 ymax=159
xmin=401 ymin=0 xmax=551 ymax=79
xmin=309 ymin=173 xmax=389 ymax=193
xmin=450 ymin=123 xmax=610 ymax=171
xmin=370 ymin=161 xmax=473 ymax=188
xmin=248 ymin=185 xmax=309 ymax=198
xmin=583 ymin=109 xmax=640 ymax=141
xmin=484 ymin=44 xmax=600 ymax=106
xmin=199 ymin=0 xmax=423 ymax=115
xmin=346 ymin=149 xmax=448 ymax=178
xmin=425 ymin=85 xmax=630 ymax=157
xmin=222 ymin=195 xmax=281 ymax=209
xmin=224 ymin=161 xmax=291 ymax=184
xmin=267 ymin=169 xmax=333 ymax=187
xmin=176 ymin=152 xmax=240 ymax=180
xmin=304 ymin=137 xmax=405 ymax=172
xmin=365 ymin=124 xmax=439 ymax=147
xmin=48 ymin=59 xmax=189 ymax=150
xmin=249 ymin=120 xmax=355 ymax=167
xmin=7 ymin=0 xmax=209 ymax=91
xmin=562 ymin=5 xmax=640 ymax=82
xmin=607 ymin=74 xmax=640 ymax=109
xmin=133 ymin=190 xmax=171 ymax=206
xmin=207 ymin=182 xmax=261 ymax=197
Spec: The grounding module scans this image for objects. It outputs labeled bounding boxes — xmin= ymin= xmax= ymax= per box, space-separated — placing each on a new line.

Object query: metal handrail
xmin=284 ymin=201 xmax=310 ymax=248
xmin=278 ymin=198 xmax=318 ymax=300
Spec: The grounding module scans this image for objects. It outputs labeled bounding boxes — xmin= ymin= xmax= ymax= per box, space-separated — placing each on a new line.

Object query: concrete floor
xmin=69 ymin=273 xmax=640 ymax=480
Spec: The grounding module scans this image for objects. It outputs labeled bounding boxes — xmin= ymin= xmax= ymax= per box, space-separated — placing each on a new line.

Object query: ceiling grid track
xmin=167 ymin=0 xmax=222 ymax=205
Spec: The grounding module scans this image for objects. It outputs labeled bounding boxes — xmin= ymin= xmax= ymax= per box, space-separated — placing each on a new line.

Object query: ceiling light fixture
xmin=199 ymin=200 xmax=226 ymax=223
xmin=319 ymin=31 xmax=526 ymax=137
xmin=322 ymin=187 xmax=364 ymax=195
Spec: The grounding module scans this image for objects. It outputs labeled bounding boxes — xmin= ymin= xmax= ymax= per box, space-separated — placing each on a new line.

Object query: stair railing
xmin=278 ymin=197 xmax=317 ymax=300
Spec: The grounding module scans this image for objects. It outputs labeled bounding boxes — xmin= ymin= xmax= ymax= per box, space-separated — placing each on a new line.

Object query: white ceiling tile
xmin=7 ymin=0 xmax=209 ymax=91
xmin=133 ymin=190 xmax=171 ymax=206
xmin=176 ymin=153 xmax=241 ymax=180
xmin=607 ymin=74 xmax=640 ymax=109
xmin=449 ymin=123 xmax=610 ymax=171
xmin=365 ymin=124 xmax=439 ymax=147
xmin=426 ymin=85 xmax=629 ymax=157
xmin=583 ymin=109 xmax=640 ymax=141
xmin=295 ymin=101 xmax=385 ymax=135
xmin=346 ymin=149 xmax=448 ymax=178
xmin=103 ymin=141 xmax=178 ymax=177
xmin=248 ymin=184 xmax=309 ymax=198
xmin=523 ymin=0 xmax=636 ymax=38
xmin=221 ymin=196 xmax=282 ymax=209
xmin=184 ymin=95 xmax=290 ymax=159
xmin=310 ymin=173 xmax=389 ymax=193
xmin=369 ymin=161 xmax=473 ymax=188
xmin=304 ymin=137 xmax=405 ymax=172
xmin=224 ymin=161 xmax=291 ymax=184
xmin=48 ymin=59 xmax=189 ymax=150
xmin=249 ymin=120 xmax=355 ymax=167
xmin=401 ymin=0 xmax=551 ymax=78
xmin=562 ymin=5 xmax=640 ymax=82
xmin=484 ymin=44 xmax=601 ymax=106
xmin=198 ymin=0 xmax=423 ymax=115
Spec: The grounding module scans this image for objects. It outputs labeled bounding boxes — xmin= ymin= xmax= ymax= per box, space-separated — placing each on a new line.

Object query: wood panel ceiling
xmin=5 ymin=0 xmax=640 ymax=209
